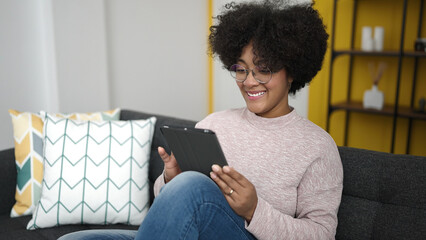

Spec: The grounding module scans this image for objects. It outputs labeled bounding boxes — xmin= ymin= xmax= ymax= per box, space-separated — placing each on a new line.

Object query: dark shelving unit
xmin=326 ymin=0 xmax=425 ymax=154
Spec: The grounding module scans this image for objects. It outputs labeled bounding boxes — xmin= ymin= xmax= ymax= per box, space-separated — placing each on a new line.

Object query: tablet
xmin=160 ymin=126 xmax=228 ymax=176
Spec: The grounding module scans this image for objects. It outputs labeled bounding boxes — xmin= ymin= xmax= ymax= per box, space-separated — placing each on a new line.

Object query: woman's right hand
xmin=158 ymin=146 xmax=181 ymax=183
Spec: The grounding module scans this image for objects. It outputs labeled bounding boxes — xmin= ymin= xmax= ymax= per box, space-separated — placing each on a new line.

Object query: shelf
xmin=330 ymin=101 xmax=426 ymax=120
xmin=333 ymin=50 xmax=426 ymax=58
xmin=398 ymin=108 xmax=426 ymax=120
xmin=405 ymin=51 xmax=426 ymax=57
xmin=327 ymin=0 xmax=425 ymax=154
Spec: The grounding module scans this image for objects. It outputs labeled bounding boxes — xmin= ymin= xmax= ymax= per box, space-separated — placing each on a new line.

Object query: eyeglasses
xmin=229 ymin=64 xmax=274 ymax=84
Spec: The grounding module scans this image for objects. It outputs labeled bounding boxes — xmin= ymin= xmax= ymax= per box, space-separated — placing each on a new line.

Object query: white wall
xmin=0 ymin=0 xmax=207 ymax=150
xmin=104 ymin=0 xmax=208 ymax=120
xmin=52 ymin=0 xmax=110 ymax=112
xmin=0 ymin=1 xmax=54 ymax=150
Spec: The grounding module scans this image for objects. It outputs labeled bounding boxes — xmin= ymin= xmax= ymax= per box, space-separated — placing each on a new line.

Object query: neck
xmin=256 ymin=104 xmax=292 ymax=118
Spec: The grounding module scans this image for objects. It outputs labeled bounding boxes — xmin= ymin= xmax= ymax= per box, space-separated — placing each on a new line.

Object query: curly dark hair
xmin=208 ymin=0 xmax=328 ymax=94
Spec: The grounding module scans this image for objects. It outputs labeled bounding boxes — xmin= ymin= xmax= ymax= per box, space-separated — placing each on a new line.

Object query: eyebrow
xmin=237 ymin=59 xmax=247 ymax=65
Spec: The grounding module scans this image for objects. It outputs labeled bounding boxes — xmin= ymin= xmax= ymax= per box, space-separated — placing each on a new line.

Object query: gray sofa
xmin=0 ymin=109 xmax=425 ymax=239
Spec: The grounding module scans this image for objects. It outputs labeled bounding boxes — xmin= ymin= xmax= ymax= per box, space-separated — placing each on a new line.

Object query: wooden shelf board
xmin=398 ymin=108 xmax=426 ymax=120
xmin=330 ymin=101 xmax=426 ymax=120
xmin=405 ymin=51 xmax=426 ymax=57
xmin=333 ymin=50 xmax=426 ymax=57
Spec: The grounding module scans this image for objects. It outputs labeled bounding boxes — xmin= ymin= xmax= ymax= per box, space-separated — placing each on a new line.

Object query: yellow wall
xmin=310 ymin=0 xmax=426 ymax=156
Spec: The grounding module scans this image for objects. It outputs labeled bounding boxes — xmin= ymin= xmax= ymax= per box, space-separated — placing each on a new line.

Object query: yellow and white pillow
xmin=8 ymin=108 xmax=120 ymax=217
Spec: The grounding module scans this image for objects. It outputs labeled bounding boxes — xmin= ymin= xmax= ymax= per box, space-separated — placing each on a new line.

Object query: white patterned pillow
xmin=27 ymin=115 xmax=156 ymax=229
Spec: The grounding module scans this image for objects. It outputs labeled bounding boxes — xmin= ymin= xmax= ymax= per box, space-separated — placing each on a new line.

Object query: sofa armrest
xmin=0 ymin=148 xmax=16 ymax=216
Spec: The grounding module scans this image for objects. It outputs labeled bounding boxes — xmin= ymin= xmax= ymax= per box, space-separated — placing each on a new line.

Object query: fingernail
xmin=210 ymin=172 xmax=217 ymax=179
xmin=223 ymin=166 xmax=230 ymax=173
xmin=212 ymin=165 xmax=220 ymax=172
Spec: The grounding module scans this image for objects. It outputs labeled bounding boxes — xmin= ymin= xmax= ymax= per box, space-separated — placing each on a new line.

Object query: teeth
xmin=247 ymin=92 xmax=265 ymax=97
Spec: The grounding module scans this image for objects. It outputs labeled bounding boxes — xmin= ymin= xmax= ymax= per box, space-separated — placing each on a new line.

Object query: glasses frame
xmin=229 ymin=64 xmax=274 ymax=84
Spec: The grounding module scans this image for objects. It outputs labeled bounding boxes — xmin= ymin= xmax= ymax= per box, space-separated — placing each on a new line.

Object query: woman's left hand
xmin=210 ymin=165 xmax=258 ymax=223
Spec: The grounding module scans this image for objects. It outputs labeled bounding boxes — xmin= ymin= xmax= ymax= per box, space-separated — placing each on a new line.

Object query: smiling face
xmin=236 ymin=43 xmax=293 ymax=118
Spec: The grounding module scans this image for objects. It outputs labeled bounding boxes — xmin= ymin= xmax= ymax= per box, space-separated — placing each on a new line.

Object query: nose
xmin=243 ymin=70 xmax=259 ymax=87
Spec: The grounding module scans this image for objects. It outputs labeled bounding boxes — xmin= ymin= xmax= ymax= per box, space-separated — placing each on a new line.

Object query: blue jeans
xmin=58 ymin=229 xmax=137 ymax=240
xmin=58 ymin=171 xmax=256 ymax=240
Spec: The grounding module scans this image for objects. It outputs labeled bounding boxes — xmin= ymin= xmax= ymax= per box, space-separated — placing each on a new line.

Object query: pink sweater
xmin=154 ymin=108 xmax=343 ymax=240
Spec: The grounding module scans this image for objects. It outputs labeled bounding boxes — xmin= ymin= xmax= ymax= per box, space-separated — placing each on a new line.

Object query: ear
xmin=287 ymin=77 xmax=294 ymax=93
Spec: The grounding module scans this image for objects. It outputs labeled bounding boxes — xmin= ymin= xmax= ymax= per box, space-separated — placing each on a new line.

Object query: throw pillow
xmin=27 ymin=115 xmax=156 ymax=229
xmin=8 ymin=108 xmax=120 ymax=217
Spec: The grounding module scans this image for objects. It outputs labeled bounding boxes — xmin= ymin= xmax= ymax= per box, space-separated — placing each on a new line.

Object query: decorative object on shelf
xmin=362 ymin=26 xmax=385 ymax=51
xmin=414 ymin=38 xmax=426 ymax=52
xmin=361 ymin=26 xmax=374 ymax=51
xmin=363 ymin=62 xmax=386 ymax=110
xmin=373 ymin=26 xmax=384 ymax=51
xmin=419 ymin=97 xmax=425 ymax=113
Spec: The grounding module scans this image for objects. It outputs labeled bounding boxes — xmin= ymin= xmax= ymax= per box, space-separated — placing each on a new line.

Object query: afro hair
xmin=209 ymin=0 xmax=329 ymax=94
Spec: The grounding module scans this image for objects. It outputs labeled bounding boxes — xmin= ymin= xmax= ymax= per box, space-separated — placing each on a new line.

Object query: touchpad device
xmin=160 ymin=126 xmax=228 ymax=176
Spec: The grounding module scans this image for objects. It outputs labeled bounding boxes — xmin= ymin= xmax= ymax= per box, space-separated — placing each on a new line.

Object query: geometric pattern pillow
xmin=8 ymin=108 xmax=120 ymax=217
xmin=27 ymin=115 xmax=156 ymax=229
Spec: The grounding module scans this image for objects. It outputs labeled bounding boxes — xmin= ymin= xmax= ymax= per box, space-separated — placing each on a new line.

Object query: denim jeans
xmin=58 ymin=171 xmax=256 ymax=240
xmin=57 ymin=229 xmax=137 ymax=240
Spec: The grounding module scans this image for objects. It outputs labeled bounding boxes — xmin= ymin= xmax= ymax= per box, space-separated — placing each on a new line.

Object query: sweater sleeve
xmin=246 ymin=144 xmax=343 ymax=240
xmin=153 ymin=171 xmax=166 ymax=197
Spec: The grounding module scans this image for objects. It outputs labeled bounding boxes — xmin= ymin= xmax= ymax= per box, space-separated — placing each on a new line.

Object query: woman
xmin=60 ymin=1 xmax=343 ymax=239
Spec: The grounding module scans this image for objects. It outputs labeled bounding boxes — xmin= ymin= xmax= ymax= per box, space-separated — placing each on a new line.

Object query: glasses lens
xmin=229 ymin=64 xmax=247 ymax=81
xmin=253 ymin=67 xmax=272 ymax=83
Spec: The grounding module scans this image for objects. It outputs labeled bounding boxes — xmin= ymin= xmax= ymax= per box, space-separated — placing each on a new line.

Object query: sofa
xmin=0 ymin=109 xmax=425 ymax=239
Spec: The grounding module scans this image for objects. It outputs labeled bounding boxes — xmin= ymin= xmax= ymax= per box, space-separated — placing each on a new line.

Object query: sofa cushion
xmin=8 ymin=109 xmax=120 ymax=217
xmin=0 ymin=148 xmax=16 ymax=216
xmin=336 ymin=146 xmax=426 ymax=240
xmin=27 ymin=115 xmax=156 ymax=229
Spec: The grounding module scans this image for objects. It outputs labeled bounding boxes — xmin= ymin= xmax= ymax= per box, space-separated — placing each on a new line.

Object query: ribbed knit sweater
xmin=154 ymin=108 xmax=343 ymax=240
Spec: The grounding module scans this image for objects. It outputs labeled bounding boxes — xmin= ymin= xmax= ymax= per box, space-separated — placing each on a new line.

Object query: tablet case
xmin=160 ymin=126 xmax=228 ymax=176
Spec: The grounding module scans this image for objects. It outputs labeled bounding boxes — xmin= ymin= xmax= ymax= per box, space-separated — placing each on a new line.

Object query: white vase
xmin=363 ymin=85 xmax=384 ymax=110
